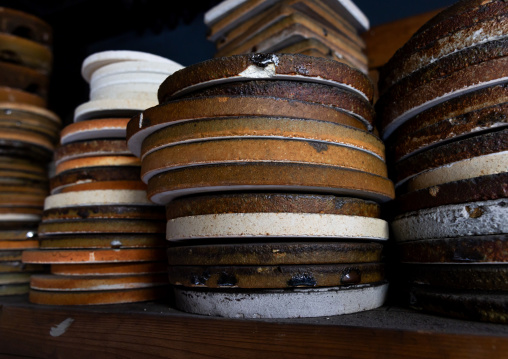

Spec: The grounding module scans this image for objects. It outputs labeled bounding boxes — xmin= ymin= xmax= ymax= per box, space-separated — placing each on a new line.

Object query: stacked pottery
xmin=376 ymin=0 xmax=508 ymax=323
xmin=75 ymin=50 xmax=184 ymax=122
xmin=204 ymin=0 xmax=370 ymax=74
xmin=127 ymin=53 xmax=395 ymax=318
xmin=0 ymin=7 xmax=51 ymax=107
xmin=0 ymin=8 xmax=60 ymax=296
xmin=20 ymin=50 xmax=184 ymax=305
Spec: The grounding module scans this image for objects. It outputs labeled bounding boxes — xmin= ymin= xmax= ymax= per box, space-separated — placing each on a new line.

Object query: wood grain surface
xmin=1 ymin=296 xmax=507 ymax=358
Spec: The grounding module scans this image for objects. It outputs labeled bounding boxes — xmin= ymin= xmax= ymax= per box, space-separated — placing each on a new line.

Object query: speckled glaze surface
xmin=165 ymin=193 xmax=380 ymax=219
xmin=147 ymin=163 xmax=395 ymax=205
xmin=42 ymin=205 xmax=164 ymax=221
xmin=379 ymin=0 xmax=508 ymax=93
xmin=173 ymin=80 xmax=375 ymax=126
xmin=378 ymin=40 xmax=508 ymax=139
xmin=157 ymin=53 xmax=373 ymax=102
xmin=127 ymin=95 xmax=369 ymax=157
xmin=139 ymin=115 xmax=384 ymax=161
xmin=379 ymin=56 xmax=508 ymax=140
xmin=54 ymin=139 xmax=131 ymax=164
xmin=167 ymin=242 xmax=383 ymax=266
xmin=386 ymin=84 xmax=508 ymax=160
xmin=141 ymin=138 xmax=387 ymax=183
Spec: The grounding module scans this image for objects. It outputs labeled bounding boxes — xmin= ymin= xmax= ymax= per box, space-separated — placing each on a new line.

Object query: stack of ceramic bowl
xmin=376 ymin=0 xmax=508 ymax=323
xmin=20 ymin=50 xmax=184 ymax=305
xmin=0 ymin=7 xmax=60 ymax=296
xmin=204 ymin=0 xmax=370 ymax=74
xmin=74 ymin=50 xmax=184 ymax=122
xmin=127 ymin=53 xmax=395 ymax=318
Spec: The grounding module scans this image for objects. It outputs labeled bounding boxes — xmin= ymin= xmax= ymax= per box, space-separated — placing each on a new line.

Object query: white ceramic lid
xmin=81 ymin=50 xmax=181 ymax=83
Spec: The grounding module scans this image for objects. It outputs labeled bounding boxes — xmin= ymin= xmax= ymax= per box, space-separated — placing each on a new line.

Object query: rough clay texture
xmin=157 ymin=53 xmax=373 ymax=102
xmin=165 ymin=192 xmax=380 ymax=219
xmin=391 ymin=198 xmax=508 ymax=242
xmin=173 ymin=282 xmax=388 ymax=318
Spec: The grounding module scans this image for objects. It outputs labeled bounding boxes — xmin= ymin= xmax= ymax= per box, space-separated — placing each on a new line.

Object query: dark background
xmin=1 ymin=0 xmax=457 ymax=124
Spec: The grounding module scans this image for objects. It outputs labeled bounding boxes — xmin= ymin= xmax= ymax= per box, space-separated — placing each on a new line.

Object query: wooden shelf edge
xmin=1 ymin=295 xmax=507 ymax=358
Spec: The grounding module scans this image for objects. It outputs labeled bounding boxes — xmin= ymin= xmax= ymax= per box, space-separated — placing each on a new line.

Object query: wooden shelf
xmin=1 ymin=294 xmax=507 ymax=358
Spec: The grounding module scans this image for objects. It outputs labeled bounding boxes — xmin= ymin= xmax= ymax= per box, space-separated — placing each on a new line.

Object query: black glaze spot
xmin=341 ymin=269 xmax=361 ymax=285
xmin=77 ymin=208 xmax=90 ymax=219
xmin=217 ymin=272 xmax=237 ymax=287
xmin=191 ymin=270 xmax=210 ymax=286
xmin=288 ymin=273 xmax=317 ymax=287
xmin=250 ymin=53 xmax=275 ymax=67
xmin=308 ymin=141 xmax=328 ymax=153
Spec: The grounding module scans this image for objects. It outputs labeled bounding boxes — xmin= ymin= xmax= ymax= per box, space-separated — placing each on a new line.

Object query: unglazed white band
xmin=44 ymin=190 xmax=155 ymax=210
xmin=391 ymin=198 xmax=508 ymax=242
xmin=167 ymin=212 xmax=388 ymax=241
xmin=402 ymin=151 xmax=508 ymax=191
xmin=173 ymin=282 xmax=388 ymax=318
